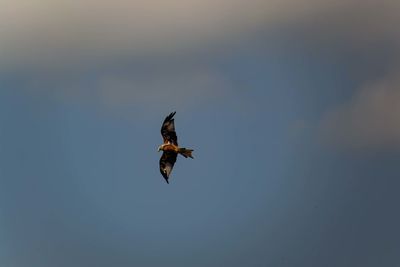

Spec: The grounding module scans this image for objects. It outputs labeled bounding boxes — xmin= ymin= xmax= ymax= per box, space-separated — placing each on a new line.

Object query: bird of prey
xmin=158 ymin=112 xmax=193 ymax=183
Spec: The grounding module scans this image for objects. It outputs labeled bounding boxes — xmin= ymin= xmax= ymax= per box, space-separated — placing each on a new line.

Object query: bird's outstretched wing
xmin=159 ymin=150 xmax=177 ymax=183
xmin=161 ymin=112 xmax=178 ymax=145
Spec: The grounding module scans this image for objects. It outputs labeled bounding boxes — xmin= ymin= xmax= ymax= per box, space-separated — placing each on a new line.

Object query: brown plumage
xmin=158 ymin=112 xmax=193 ymax=183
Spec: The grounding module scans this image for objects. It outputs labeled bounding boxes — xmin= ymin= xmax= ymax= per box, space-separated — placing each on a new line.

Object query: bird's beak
xmin=157 ymin=147 xmax=161 ymax=152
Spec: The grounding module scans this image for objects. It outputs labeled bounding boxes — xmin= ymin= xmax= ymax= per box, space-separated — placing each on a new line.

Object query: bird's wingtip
xmin=165 ymin=111 xmax=176 ymax=121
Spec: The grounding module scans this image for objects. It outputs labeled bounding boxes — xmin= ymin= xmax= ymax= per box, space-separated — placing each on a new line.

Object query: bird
xmin=158 ymin=112 xmax=193 ymax=183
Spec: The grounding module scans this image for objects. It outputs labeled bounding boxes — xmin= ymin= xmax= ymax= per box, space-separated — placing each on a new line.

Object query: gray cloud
xmin=17 ymin=65 xmax=229 ymax=113
xmin=319 ymin=71 xmax=400 ymax=149
xmin=2 ymin=0 xmax=392 ymax=69
xmin=97 ymin=70 xmax=227 ymax=109
xmin=284 ymin=0 xmax=400 ymax=150
xmin=1 ymin=0 xmax=399 ymax=70
xmin=2 ymin=0 xmax=400 ymax=114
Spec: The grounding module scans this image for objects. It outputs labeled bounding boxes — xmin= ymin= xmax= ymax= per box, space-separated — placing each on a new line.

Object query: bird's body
xmin=159 ymin=143 xmax=179 ymax=153
xmin=158 ymin=112 xmax=193 ymax=183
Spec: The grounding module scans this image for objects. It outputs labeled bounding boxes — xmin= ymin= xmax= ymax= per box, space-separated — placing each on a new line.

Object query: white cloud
xmin=319 ymin=71 xmax=400 ymax=149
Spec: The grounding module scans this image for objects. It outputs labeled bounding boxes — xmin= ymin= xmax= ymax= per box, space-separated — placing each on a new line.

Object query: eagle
xmin=158 ymin=112 xmax=193 ymax=183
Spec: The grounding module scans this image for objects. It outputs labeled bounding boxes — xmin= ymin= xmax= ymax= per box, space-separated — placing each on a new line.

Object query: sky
xmin=0 ymin=1 xmax=400 ymax=266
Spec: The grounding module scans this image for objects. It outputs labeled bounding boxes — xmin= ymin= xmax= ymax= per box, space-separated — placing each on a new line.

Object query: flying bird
xmin=158 ymin=112 xmax=193 ymax=183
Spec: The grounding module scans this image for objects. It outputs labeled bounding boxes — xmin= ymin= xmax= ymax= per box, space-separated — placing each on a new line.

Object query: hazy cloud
xmin=19 ymin=66 xmax=229 ymax=112
xmin=2 ymin=0 xmax=400 ymax=112
xmin=0 ymin=0 xmax=388 ymax=69
xmin=320 ymin=71 xmax=400 ymax=150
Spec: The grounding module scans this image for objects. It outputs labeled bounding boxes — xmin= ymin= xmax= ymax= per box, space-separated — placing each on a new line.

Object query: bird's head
xmin=157 ymin=145 xmax=164 ymax=152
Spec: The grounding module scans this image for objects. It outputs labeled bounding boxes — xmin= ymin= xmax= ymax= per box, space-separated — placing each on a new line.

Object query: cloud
xmin=2 ymin=0 xmax=400 ymax=112
xmin=0 ymin=0 xmax=399 ymax=70
xmin=93 ymin=68 xmax=229 ymax=111
xmin=1 ymin=0 xmax=390 ymax=70
xmin=0 ymin=0 xmax=269 ymax=68
xmin=20 ymin=65 xmax=229 ymax=112
xmin=319 ymin=71 xmax=400 ymax=150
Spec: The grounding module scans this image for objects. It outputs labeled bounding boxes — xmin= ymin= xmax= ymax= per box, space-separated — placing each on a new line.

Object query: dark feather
xmin=159 ymin=150 xmax=177 ymax=183
xmin=161 ymin=111 xmax=178 ymax=145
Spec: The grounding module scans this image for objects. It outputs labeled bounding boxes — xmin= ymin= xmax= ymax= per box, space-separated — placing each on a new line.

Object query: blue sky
xmin=1 ymin=1 xmax=400 ymax=266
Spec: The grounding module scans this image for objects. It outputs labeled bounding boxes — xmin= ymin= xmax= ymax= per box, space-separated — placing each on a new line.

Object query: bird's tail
xmin=178 ymin=148 xmax=194 ymax=159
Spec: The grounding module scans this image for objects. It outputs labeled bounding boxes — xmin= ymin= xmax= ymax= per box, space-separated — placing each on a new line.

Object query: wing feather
xmin=159 ymin=151 xmax=177 ymax=184
xmin=161 ymin=112 xmax=178 ymax=145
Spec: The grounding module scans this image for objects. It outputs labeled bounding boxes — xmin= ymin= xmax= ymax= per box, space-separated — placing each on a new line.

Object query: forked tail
xmin=178 ymin=148 xmax=194 ymax=159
